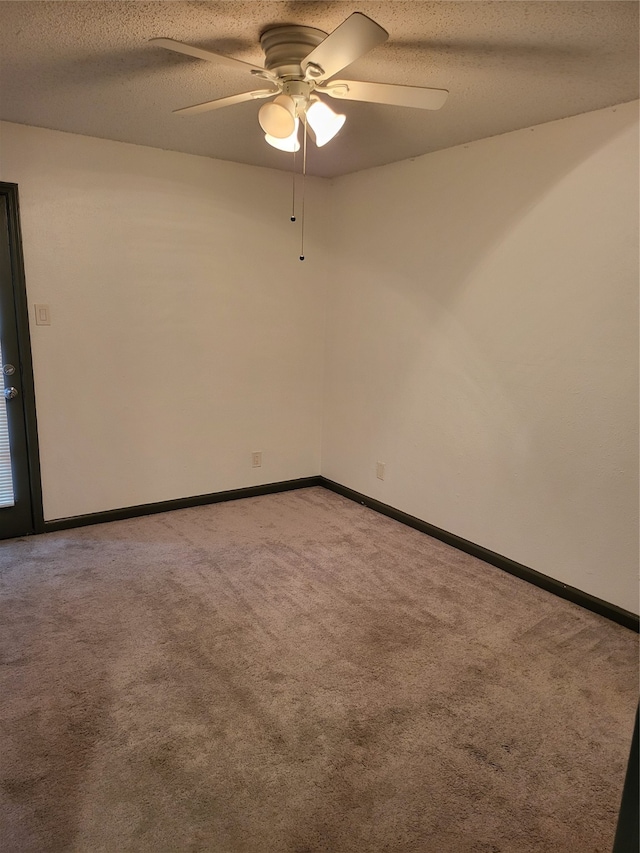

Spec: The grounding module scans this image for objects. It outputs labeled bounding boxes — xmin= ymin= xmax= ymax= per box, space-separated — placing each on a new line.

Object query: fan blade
xmin=320 ymin=79 xmax=449 ymax=110
xmin=301 ymin=13 xmax=388 ymax=82
xmin=150 ymin=37 xmax=273 ymax=79
xmin=174 ymin=89 xmax=276 ymax=116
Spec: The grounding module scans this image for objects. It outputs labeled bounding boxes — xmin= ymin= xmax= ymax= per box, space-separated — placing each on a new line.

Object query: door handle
xmin=4 ymin=387 xmax=18 ymax=400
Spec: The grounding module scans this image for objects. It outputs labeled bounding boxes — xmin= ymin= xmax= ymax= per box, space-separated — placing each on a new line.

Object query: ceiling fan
xmin=150 ymin=12 xmax=449 ymax=152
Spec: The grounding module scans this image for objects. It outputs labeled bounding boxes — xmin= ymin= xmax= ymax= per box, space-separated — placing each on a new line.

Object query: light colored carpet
xmin=0 ymin=486 xmax=637 ymax=852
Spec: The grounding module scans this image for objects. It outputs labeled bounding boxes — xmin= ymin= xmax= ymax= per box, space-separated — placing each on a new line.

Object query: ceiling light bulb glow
xmin=265 ymin=117 xmax=300 ymax=152
xmin=306 ymin=99 xmax=346 ymax=147
xmin=258 ymin=94 xmax=296 ymax=138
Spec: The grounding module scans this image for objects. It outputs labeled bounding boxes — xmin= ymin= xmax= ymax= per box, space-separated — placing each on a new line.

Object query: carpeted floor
xmin=0 ymin=486 xmax=637 ymax=852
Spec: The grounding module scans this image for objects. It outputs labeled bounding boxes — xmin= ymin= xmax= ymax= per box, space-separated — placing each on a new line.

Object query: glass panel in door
xmin=0 ymin=336 xmax=15 ymax=508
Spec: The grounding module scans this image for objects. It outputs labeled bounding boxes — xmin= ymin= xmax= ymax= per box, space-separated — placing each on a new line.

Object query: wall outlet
xmin=251 ymin=451 xmax=262 ymax=468
xmin=376 ymin=461 xmax=385 ymax=480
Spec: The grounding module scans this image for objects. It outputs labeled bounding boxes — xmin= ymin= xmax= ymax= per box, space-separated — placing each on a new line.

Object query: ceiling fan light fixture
xmin=306 ymin=99 xmax=346 ymax=147
xmin=265 ymin=117 xmax=300 ymax=152
xmin=258 ymin=94 xmax=297 ymax=138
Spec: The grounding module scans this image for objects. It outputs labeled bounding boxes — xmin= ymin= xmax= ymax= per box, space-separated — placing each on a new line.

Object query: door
xmin=0 ymin=182 xmax=42 ymax=539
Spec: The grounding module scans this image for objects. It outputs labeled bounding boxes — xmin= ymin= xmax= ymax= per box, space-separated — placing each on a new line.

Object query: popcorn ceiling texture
xmin=0 ymin=1 xmax=637 ymax=177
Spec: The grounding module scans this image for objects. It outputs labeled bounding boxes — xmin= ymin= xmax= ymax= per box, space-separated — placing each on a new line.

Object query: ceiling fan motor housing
xmin=260 ymin=25 xmax=327 ymax=79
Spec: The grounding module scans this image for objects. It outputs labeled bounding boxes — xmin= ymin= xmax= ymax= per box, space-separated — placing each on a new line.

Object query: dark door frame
xmin=0 ymin=182 xmax=44 ymax=535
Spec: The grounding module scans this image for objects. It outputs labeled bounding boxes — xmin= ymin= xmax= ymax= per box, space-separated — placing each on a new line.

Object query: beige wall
xmin=0 ymin=123 xmax=327 ymax=519
xmin=1 ymin=101 xmax=638 ymax=613
xmin=322 ymin=101 xmax=639 ymax=612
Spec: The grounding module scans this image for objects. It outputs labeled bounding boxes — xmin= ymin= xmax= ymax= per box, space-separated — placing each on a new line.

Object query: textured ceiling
xmin=0 ymin=1 xmax=638 ymax=178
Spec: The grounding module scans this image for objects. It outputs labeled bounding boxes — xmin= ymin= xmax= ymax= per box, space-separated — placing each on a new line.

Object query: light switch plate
xmin=34 ymin=304 xmax=51 ymax=326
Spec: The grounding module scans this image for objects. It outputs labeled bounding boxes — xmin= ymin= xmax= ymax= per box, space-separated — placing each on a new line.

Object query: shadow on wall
xmin=321 ymin=103 xmax=638 ymax=603
xmin=329 ymin=104 xmax=637 ymax=306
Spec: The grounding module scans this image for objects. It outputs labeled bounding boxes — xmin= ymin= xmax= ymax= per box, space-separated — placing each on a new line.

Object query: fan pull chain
xmin=290 ymin=148 xmax=296 ymax=222
xmin=300 ymin=117 xmax=307 ymax=261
